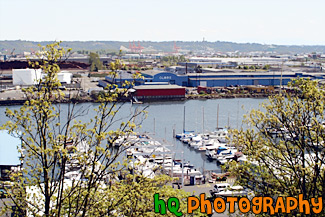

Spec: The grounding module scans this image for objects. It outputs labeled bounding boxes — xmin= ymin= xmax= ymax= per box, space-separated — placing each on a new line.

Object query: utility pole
xmin=280 ymin=61 xmax=283 ymax=95
xmin=153 ymin=118 xmax=156 ymax=135
xmin=181 ymin=151 xmax=184 ymax=188
xmin=236 ymin=101 xmax=239 ymax=129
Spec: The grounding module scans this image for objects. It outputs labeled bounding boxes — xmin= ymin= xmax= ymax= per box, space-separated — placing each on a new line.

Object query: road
xmin=182 ymin=180 xmax=251 ymax=217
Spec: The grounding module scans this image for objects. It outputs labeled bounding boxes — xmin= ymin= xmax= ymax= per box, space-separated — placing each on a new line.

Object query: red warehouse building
xmin=133 ymin=85 xmax=186 ymax=101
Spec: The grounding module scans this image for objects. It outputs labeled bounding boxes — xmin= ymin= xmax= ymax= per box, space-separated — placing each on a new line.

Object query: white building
xmin=12 ymin=68 xmax=42 ymax=86
xmin=57 ymin=72 xmax=72 ymax=84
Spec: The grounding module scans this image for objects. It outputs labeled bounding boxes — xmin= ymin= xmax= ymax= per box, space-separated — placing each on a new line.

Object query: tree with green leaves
xmin=263 ymin=64 xmax=270 ymax=70
xmin=89 ymin=52 xmax=104 ymax=71
xmin=0 ymin=42 xmax=195 ymax=217
xmin=103 ymin=174 xmax=199 ymax=217
xmin=161 ymin=55 xmax=187 ymax=67
xmin=228 ymin=78 xmax=325 ymax=216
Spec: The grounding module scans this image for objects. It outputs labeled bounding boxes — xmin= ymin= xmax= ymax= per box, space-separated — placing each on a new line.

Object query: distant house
xmin=0 ymin=131 xmax=22 ymax=181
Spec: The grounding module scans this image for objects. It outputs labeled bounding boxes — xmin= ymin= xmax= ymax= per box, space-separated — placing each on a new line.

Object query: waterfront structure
xmin=99 ymin=68 xmax=325 ymax=88
xmin=133 ymin=84 xmax=186 ymax=101
xmin=187 ymin=71 xmax=324 ymax=87
xmin=142 ymin=70 xmax=189 ymax=86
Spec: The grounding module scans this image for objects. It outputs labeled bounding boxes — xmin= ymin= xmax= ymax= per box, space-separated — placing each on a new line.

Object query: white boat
xmin=130 ymin=156 xmax=158 ymax=178
xmin=213 ymin=185 xmax=248 ymax=197
xmin=181 ymin=137 xmax=192 ymax=144
xmin=191 ymin=141 xmax=204 ymax=149
xmin=196 ymin=139 xmax=222 ymax=151
xmin=189 ymin=139 xmax=206 ymax=148
xmin=64 ymin=139 xmax=102 ymax=181
xmin=217 ymin=155 xmax=236 ymax=165
xmin=206 ymin=146 xmax=229 ymax=159
xmin=209 ymin=128 xmax=228 ymax=139
xmin=113 ymin=134 xmax=139 ymax=147
xmin=176 ymin=131 xmax=195 ymax=140
xmin=216 ymin=149 xmax=238 ymax=161
xmin=207 ymin=147 xmax=237 ymax=160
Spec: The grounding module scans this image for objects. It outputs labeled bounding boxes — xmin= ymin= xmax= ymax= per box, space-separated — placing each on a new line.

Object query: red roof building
xmin=133 ymin=84 xmax=185 ymax=101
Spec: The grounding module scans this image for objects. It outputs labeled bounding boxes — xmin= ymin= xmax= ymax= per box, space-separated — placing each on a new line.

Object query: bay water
xmin=0 ymin=98 xmax=267 ymax=172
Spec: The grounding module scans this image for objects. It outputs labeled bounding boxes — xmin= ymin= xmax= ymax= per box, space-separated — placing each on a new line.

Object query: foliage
xmin=263 ymin=64 xmax=270 ymax=70
xmin=199 ymin=90 xmax=206 ymax=95
xmin=2 ymin=40 xmax=325 ymax=54
xmin=89 ymin=52 xmax=105 ymax=71
xmin=228 ymin=78 xmax=325 ymax=216
xmin=87 ymin=73 xmax=108 ymax=77
xmin=0 ymin=42 xmax=185 ymax=217
xmin=106 ymin=174 xmax=203 ymax=217
xmin=161 ymin=55 xmax=187 ymax=67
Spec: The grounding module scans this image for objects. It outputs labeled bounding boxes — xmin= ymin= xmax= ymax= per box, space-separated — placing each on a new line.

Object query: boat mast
xmin=217 ymin=104 xmax=219 ymax=129
xmin=202 ymin=107 xmax=205 ymax=133
xmin=237 ymin=101 xmax=239 ymax=129
xmin=183 ymin=106 xmax=186 ymax=133
xmin=153 ymin=118 xmax=156 ymax=135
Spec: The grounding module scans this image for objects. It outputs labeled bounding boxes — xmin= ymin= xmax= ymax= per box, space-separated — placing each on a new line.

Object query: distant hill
xmin=1 ymin=40 xmax=325 ymax=54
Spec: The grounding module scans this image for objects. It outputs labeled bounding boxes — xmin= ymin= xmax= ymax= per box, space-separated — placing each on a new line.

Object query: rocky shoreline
xmin=186 ymin=93 xmax=272 ymax=99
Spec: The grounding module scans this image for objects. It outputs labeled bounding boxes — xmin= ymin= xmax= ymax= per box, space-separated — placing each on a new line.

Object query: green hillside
xmin=1 ymin=40 xmax=324 ymax=54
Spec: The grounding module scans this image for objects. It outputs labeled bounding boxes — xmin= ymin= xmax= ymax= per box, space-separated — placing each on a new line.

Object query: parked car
xmin=209 ymin=183 xmax=230 ymax=197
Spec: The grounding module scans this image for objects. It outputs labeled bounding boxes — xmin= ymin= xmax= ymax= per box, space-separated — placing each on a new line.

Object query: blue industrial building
xmin=142 ymin=71 xmax=189 ymax=86
xmin=98 ymin=71 xmax=145 ymax=88
xmin=99 ymin=69 xmax=325 ymax=88
xmin=187 ymin=72 xmax=325 ymax=87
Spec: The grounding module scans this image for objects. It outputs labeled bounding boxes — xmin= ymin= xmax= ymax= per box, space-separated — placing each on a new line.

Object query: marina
xmin=0 ymin=97 xmax=267 ymax=206
xmin=0 ymin=98 xmax=266 ymax=176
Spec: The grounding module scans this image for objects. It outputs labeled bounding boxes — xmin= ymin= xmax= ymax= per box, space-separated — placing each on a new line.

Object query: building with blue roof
xmin=186 ymin=71 xmax=323 ymax=87
xmin=98 ymin=69 xmax=325 ymax=88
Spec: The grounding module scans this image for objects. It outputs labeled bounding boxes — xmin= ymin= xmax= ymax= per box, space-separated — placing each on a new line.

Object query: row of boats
xmin=177 ymin=128 xmax=253 ymax=197
xmin=63 ymin=133 xmax=204 ymax=183
xmin=176 ymin=128 xmax=245 ymax=165
xmin=63 ymin=127 xmax=248 ymax=184
xmin=124 ymin=134 xmax=203 ymax=180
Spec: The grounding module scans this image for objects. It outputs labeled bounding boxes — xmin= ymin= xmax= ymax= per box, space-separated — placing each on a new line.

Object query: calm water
xmin=0 ymin=98 xmax=267 ymax=171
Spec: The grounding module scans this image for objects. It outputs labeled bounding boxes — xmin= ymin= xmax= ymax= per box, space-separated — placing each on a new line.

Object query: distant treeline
xmin=1 ymin=40 xmax=325 ymax=54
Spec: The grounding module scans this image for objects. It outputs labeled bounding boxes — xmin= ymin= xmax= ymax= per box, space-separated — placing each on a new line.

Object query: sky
xmin=0 ymin=0 xmax=324 ymax=45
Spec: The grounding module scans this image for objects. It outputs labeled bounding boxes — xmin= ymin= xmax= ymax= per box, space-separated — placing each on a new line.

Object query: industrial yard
xmin=1 ymin=49 xmax=325 ymax=105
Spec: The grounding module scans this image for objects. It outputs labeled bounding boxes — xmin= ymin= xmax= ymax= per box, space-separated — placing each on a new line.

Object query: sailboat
xmin=176 ymin=106 xmax=195 ymax=140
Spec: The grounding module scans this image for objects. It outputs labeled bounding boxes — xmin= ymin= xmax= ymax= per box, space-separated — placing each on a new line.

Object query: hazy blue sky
xmin=0 ymin=0 xmax=324 ymax=45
